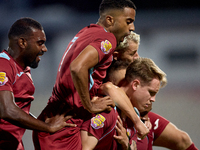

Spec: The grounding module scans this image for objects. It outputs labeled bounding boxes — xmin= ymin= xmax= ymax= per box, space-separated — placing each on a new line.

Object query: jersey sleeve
xmin=81 ymin=108 xmax=118 ymax=140
xmin=0 ymin=58 xmax=15 ymax=92
xmin=90 ymin=32 xmax=116 ymax=63
xmin=148 ymin=112 xmax=170 ymax=140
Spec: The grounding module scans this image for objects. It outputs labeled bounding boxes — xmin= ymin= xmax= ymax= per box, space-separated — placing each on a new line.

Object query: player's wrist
xmin=121 ymin=137 xmax=130 ymax=150
xmin=127 ymin=143 xmax=131 ymax=150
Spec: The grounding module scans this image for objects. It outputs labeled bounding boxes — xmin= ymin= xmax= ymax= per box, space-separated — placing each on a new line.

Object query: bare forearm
xmin=0 ymin=91 xmax=51 ymax=132
xmin=70 ymin=45 xmax=115 ymax=113
xmin=101 ymin=82 xmax=140 ymax=124
xmin=115 ymin=96 xmax=140 ymax=124
xmin=2 ymin=105 xmax=52 ymax=132
xmin=70 ymin=64 xmax=92 ymax=112
xmin=101 ymin=83 xmax=149 ymax=138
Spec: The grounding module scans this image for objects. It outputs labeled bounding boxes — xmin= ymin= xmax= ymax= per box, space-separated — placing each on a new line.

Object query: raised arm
xmin=0 ymin=90 xmax=75 ymax=133
xmin=99 ymin=82 xmax=149 ymax=139
xmin=70 ymin=45 xmax=115 ymax=113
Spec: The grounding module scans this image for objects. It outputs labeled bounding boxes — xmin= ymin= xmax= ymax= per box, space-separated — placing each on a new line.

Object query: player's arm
xmin=141 ymin=114 xmax=152 ymax=130
xmin=99 ymin=82 xmax=149 ymax=139
xmin=81 ymin=130 xmax=98 ymax=150
xmin=153 ymin=122 xmax=193 ymax=150
xmin=70 ymin=45 xmax=115 ymax=113
xmin=0 ymin=90 xmax=76 ymax=133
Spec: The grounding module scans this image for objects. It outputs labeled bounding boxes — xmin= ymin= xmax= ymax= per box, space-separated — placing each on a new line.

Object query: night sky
xmin=31 ymin=0 xmax=200 ymax=12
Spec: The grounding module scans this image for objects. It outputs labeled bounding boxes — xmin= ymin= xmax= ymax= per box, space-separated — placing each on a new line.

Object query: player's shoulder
xmin=0 ymin=51 xmax=11 ymax=61
xmin=0 ymin=51 xmax=14 ymax=68
xmin=148 ymin=112 xmax=163 ymax=122
xmin=148 ymin=111 xmax=170 ymax=125
xmin=88 ymin=24 xmax=116 ymax=39
xmin=0 ymin=51 xmax=22 ymax=76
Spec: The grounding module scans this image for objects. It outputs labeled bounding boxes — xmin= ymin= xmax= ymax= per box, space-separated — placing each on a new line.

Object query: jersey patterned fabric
xmin=0 ymin=50 xmax=35 ymax=150
xmin=81 ymin=108 xmax=118 ymax=150
xmin=33 ymin=24 xmax=117 ymax=150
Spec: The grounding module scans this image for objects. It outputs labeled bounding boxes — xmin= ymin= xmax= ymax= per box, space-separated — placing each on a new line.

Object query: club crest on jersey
xmin=91 ymin=114 xmax=106 ymax=129
xmin=126 ymin=128 xmax=131 ymax=138
xmin=101 ymin=40 xmax=112 ymax=54
xmin=0 ymin=72 xmax=8 ymax=86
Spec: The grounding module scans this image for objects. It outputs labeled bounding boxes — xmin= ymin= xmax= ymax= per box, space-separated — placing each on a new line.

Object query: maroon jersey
xmin=148 ymin=112 xmax=170 ymax=141
xmin=137 ymin=112 xmax=170 ymax=150
xmin=124 ymin=117 xmax=149 ymax=150
xmin=0 ymin=50 xmax=35 ymax=150
xmin=33 ymin=24 xmax=117 ymax=150
xmin=148 ymin=112 xmax=198 ymax=150
xmin=81 ymin=108 xmax=118 ymax=150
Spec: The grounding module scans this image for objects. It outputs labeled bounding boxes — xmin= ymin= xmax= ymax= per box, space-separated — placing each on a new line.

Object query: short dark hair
xmin=8 ymin=17 xmax=43 ymax=39
xmin=109 ymin=60 xmax=130 ymax=73
xmin=99 ymin=0 xmax=136 ymax=15
xmin=104 ymin=60 xmax=130 ymax=83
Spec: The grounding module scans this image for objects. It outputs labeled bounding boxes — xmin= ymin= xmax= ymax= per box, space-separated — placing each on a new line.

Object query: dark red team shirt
xmin=81 ymin=108 xmax=118 ymax=150
xmin=123 ymin=116 xmax=149 ymax=150
xmin=122 ymin=111 xmax=170 ymax=150
xmin=33 ymin=24 xmax=117 ymax=150
xmin=0 ymin=50 xmax=35 ymax=150
xmin=147 ymin=111 xmax=170 ymax=149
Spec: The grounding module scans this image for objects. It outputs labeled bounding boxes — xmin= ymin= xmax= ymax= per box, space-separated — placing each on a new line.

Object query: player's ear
xmin=131 ymin=79 xmax=140 ymax=91
xmin=18 ymin=37 xmax=27 ymax=49
xmin=106 ymin=15 xmax=114 ymax=26
xmin=113 ymin=51 xmax=119 ymax=61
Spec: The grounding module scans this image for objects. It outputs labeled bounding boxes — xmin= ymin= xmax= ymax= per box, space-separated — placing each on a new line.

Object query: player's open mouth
xmin=37 ymin=51 xmax=44 ymax=61
xmin=37 ymin=55 xmax=43 ymax=61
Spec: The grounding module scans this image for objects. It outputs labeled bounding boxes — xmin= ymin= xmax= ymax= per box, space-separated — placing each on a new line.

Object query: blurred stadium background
xmin=0 ymin=0 xmax=200 ymax=149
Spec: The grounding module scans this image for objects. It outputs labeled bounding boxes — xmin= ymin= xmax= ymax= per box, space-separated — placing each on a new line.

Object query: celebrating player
xmin=0 ymin=17 xmax=75 ymax=150
xmin=110 ymin=31 xmax=198 ymax=150
xmin=81 ymin=58 xmax=167 ymax=150
xmin=33 ymin=0 xmax=149 ymax=150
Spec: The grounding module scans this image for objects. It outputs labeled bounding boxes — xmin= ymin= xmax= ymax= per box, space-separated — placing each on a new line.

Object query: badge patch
xmin=0 ymin=72 xmax=8 ymax=86
xmin=101 ymin=40 xmax=112 ymax=54
xmin=91 ymin=114 xmax=106 ymax=129
xmin=126 ymin=128 xmax=131 ymax=138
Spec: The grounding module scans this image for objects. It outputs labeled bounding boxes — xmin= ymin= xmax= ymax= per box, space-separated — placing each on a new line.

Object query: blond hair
xmin=125 ymin=57 xmax=167 ymax=88
xmin=116 ymin=31 xmax=140 ymax=51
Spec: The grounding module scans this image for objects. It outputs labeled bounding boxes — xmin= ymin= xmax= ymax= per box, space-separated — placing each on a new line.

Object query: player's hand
xmin=134 ymin=119 xmax=149 ymax=139
xmin=114 ymin=116 xmax=130 ymax=150
xmin=45 ymin=106 xmax=76 ymax=133
xmin=141 ymin=117 xmax=152 ymax=130
xmin=89 ymin=96 xmax=115 ymax=113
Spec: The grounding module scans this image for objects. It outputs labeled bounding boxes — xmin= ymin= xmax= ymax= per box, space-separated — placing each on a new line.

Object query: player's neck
xmin=96 ymin=21 xmax=110 ymax=33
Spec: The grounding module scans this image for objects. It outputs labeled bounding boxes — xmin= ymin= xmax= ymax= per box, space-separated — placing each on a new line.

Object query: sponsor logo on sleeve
xmin=91 ymin=114 xmax=106 ymax=129
xmin=101 ymin=40 xmax=112 ymax=54
xmin=0 ymin=72 xmax=8 ymax=86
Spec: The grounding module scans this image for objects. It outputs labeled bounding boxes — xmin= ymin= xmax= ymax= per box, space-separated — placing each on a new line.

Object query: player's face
xmin=111 ymin=7 xmax=136 ymax=45
xmin=130 ymin=77 xmax=160 ymax=113
xmin=118 ymin=41 xmax=139 ymax=63
xmin=24 ymin=29 xmax=47 ymax=68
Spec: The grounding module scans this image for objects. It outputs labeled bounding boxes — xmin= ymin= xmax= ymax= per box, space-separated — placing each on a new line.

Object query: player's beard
xmin=29 ymin=58 xmax=39 ymax=69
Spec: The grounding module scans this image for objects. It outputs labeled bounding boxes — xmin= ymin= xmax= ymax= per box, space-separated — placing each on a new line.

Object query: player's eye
xmin=127 ymin=19 xmax=133 ymax=25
